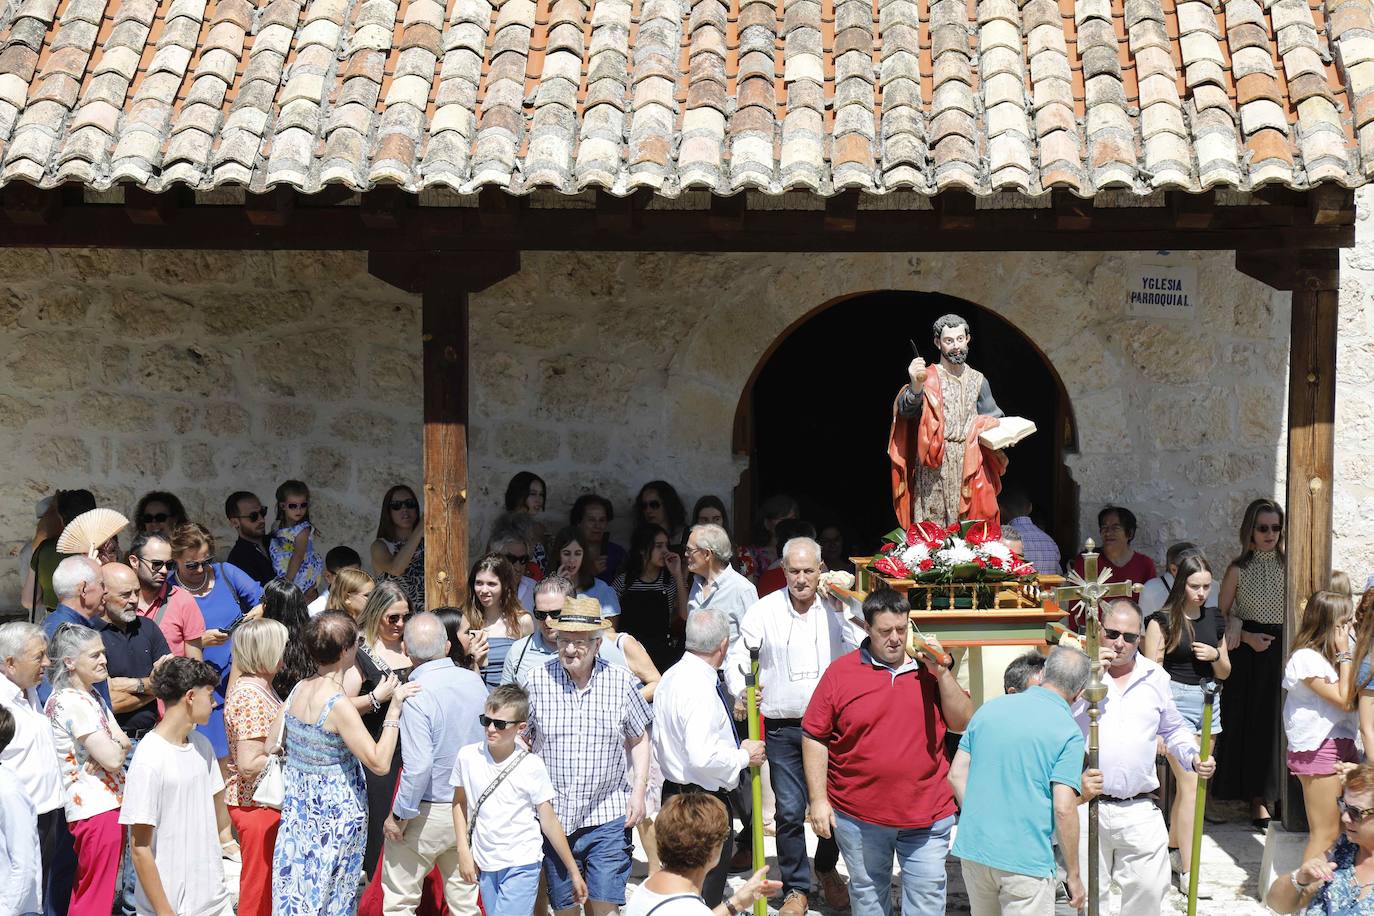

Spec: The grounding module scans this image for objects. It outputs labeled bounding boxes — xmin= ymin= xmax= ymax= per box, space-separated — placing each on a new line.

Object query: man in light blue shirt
xmin=949 ymin=646 xmax=1091 ymax=915
xmin=381 ymin=613 xmax=487 ymax=915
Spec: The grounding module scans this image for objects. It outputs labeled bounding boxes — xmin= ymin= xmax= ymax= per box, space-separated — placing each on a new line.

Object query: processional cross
xmin=1053 ymin=539 xmax=1142 ymax=916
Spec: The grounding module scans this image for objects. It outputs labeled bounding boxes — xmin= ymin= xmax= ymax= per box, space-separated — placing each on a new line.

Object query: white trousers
xmin=381 ymin=800 xmax=481 ymax=916
xmin=1075 ymin=798 xmax=1170 ymax=915
xmin=960 ymin=860 xmax=1056 ymax=916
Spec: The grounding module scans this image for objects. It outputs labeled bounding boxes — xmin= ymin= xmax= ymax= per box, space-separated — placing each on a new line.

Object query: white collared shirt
xmin=725 ymin=588 xmax=863 ymax=718
xmin=653 ymin=653 xmax=749 ymax=792
xmin=0 ymin=676 xmax=63 ymax=815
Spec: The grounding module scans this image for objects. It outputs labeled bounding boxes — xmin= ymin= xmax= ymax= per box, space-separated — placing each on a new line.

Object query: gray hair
xmin=684 ymin=608 xmax=730 ymax=654
xmin=1041 ymin=646 xmax=1091 ymax=697
xmin=486 ymin=511 xmax=534 ymax=554
xmin=691 ymin=524 xmax=733 ymax=565
xmin=781 ymin=537 xmax=821 ymax=567
xmin=403 ymin=613 xmax=449 ymax=663
xmin=47 ymin=623 xmax=101 ymax=693
xmin=52 ymin=556 xmax=101 ymax=601
xmin=534 ymin=574 xmax=575 ymax=600
xmin=0 ymin=622 xmax=44 ymax=666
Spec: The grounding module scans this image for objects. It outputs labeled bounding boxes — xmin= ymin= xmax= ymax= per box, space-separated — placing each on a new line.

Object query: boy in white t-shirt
xmin=452 ymin=685 xmax=586 ymax=916
xmin=120 ymin=657 xmax=233 ymax=916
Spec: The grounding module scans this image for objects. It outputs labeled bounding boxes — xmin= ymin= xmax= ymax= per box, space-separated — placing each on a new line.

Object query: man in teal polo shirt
xmin=949 ymin=646 xmax=1093 ymax=915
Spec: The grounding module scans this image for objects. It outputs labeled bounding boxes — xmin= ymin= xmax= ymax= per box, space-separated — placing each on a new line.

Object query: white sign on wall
xmin=1125 ymin=262 xmax=1198 ymax=318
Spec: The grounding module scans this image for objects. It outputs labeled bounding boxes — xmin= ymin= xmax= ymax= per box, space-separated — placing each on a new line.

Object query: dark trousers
xmin=766 ymin=719 xmax=839 ymax=898
xmin=661 ymin=780 xmax=733 ymax=906
xmin=42 ymin=810 xmax=74 ymax=916
xmin=731 ymin=718 xmax=755 ymax=849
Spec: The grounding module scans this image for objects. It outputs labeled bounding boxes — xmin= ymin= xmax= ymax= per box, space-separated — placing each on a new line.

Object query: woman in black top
xmin=613 ymin=524 xmax=689 ymax=672
xmin=1142 ymin=552 xmax=1231 ymax=886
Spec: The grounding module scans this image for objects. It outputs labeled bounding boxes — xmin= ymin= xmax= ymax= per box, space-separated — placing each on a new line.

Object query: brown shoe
xmin=817 ymin=869 xmax=850 ymax=910
xmin=729 ymin=847 xmax=756 ymax=872
xmin=778 ymin=891 xmax=810 ymax=916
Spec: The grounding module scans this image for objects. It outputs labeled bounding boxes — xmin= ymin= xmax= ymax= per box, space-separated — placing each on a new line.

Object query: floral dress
xmin=379 ymin=536 xmax=425 ymax=613
xmin=1304 ymin=836 xmax=1374 ymax=914
xmin=270 ymin=521 xmax=324 ymax=594
xmin=272 ymin=692 xmax=367 ymax=916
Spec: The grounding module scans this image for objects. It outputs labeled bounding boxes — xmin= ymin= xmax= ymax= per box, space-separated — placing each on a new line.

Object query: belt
xmin=765 ymin=717 xmax=803 ymax=728
xmin=1101 ymin=793 xmax=1153 ymax=804
xmin=662 ymin=780 xmax=732 ymax=803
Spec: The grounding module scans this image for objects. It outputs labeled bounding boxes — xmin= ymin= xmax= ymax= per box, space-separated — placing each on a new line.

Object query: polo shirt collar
xmin=1029 ymin=684 xmax=1071 ymax=712
xmin=56 ymin=603 xmax=91 ymax=624
xmin=782 ymin=590 xmax=822 ymax=618
xmin=533 ymin=631 xmax=555 ymax=653
xmin=859 ymin=640 xmax=919 ymax=675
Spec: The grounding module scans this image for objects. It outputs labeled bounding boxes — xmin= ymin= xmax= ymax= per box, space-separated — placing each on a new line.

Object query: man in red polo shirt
xmin=801 ymin=585 xmax=973 ymax=916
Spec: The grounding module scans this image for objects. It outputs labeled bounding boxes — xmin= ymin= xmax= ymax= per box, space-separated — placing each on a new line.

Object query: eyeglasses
xmin=643 ymin=500 xmax=662 ymax=510
xmin=685 ymin=545 xmax=707 ymax=555
xmin=180 ymin=559 xmax=212 ymax=572
xmin=557 ymin=637 xmax=595 ymax=651
xmin=234 ymin=510 xmax=268 ymax=522
xmin=140 ymin=513 xmax=171 ymax=524
xmin=532 ymin=610 xmax=561 ymax=621
xmin=284 ymin=501 xmax=309 ymax=511
xmin=389 ymin=499 xmax=419 ymax=511
xmin=382 ymin=613 xmax=411 ymax=626
xmin=134 ymin=556 xmax=175 ymax=572
xmin=1339 ymin=798 xmax=1374 ymax=822
xmin=1102 ymin=628 xmax=1141 ymax=644
xmin=479 ymin=714 xmax=521 ymax=730
xmin=503 ymin=553 xmax=528 ymax=567
xmin=1256 ymin=524 xmax=1283 ymax=534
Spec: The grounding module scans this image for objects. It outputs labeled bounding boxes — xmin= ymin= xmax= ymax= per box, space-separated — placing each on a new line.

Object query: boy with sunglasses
xmin=452 ymin=685 xmax=585 ymax=916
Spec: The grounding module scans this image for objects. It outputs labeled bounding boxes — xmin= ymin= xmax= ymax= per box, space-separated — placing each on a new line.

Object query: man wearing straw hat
xmin=520 ymin=596 xmax=653 ymax=916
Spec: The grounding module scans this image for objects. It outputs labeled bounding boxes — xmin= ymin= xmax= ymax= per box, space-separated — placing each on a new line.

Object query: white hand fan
xmin=56 ymin=508 xmax=129 ymax=558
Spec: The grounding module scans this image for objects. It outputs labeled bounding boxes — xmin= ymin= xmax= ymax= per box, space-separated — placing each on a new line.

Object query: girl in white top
xmin=622 ymin=793 xmax=777 ymax=916
xmin=1283 ymin=590 xmax=1358 ymax=864
xmin=44 ymin=624 xmax=130 ymax=916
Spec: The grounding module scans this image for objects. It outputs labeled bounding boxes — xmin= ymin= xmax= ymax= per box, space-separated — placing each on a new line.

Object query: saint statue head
xmin=932 ymin=314 xmax=971 ymax=366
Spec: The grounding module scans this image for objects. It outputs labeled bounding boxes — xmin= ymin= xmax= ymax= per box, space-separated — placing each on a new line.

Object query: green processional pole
xmin=1187 ymin=680 xmax=1220 ymax=916
xmin=745 ymin=645 xmax=766 ymax=916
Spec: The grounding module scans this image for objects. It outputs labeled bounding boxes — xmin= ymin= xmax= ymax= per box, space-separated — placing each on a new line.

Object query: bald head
xmin=403 ymin=612 xmax=450 ymax=663
xmin=102 ymin=563 xmax=140 ymax=624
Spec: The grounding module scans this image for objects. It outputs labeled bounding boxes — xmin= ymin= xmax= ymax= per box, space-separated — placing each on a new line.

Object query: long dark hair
xmin=552 ymin=526 xmax=595 ymax=592
xmin=262 ymin=578 xmax=315 ymax=696
xmin=621 ymin=524 xmax=669 ymax=590
xmin=635 ymin=481 xmax=686 ymax=534
xmin=691 ymin=495 xmax=729 ymax=531
xmin=1234 ymin=498 xmax=1285 ymax=569
xmin=432 ymin=606 xmax=471 ymax=667
xmin=462 ymin=554 xmax=524 ymax=631
xmin=376 ymin=484 xmax=421 ymax=542
xmin=1159 ymin=554 xmax=1213 ymax=653
xmin=504 ymin=472 xmax=547 ymax=512
xmin=1346 ymin=588 xmax=1374 ymax=709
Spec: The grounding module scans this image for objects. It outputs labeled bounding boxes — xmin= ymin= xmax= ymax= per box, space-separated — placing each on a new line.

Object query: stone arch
xmin=728 ymin=289 xmax=1081 ymax=555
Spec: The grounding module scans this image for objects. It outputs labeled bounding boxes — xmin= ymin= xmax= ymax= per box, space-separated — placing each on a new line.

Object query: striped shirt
xmin=521 ymin=656 xmax=653 ymax=832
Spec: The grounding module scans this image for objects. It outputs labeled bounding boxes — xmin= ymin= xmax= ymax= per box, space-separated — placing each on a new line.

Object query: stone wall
xmin=2 ymin=224 xmax=1372 ymax=606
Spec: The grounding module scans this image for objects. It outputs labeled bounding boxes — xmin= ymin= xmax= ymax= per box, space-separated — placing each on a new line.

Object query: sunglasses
xmin=1256 ymin=524 xmax=1282 ymax=534
xmin=382 ymin=612 xmax=411 ymax=625
xmin=389 ymin=499 xmax=419 ymax=511
xmin=284 ymin=501 xmax=309 ymax=511
xmin=503 ymin=553 xmax=528 ymax=567
xmin=532 ymin=609 xmax=561 ymax=621
xmin=1339 ymin=798 xmax=1374 ymax=822
xmin=180 ymin=559 xmax=212 ymax=572
xmin=135 ymin=556 xmax=174 ymax=572
xmin=234 ymin=510 xmax=268 ymax=522
xmin=1102 ymin=628 xmax=1141 ymax=644
xmin=643 ymin=499 xmax=662 ymax=510
xmin=479 ymin=714 xmax=521 ymax=730
xmin=140 ymin=512 xmax=171 ymax=524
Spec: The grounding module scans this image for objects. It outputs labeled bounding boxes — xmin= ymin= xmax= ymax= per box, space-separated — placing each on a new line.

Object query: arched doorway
xmin=732 ymin=290 xmax=1079 ymax=562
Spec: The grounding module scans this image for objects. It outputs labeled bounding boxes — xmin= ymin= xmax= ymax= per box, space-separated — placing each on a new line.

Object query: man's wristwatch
xmin=134 ymin=677 xmax=146 ymax=696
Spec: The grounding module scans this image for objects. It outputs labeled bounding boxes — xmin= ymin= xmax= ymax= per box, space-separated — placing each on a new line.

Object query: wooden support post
xmin=1281 ymin=248 xmax=1340 ymax=831
xmin=369 ymin=250 xmax=521 ymax=610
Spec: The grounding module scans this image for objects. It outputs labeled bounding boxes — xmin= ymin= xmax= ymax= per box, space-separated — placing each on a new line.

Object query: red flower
xmin=879 ymin=542 xmax=897 ymax=553
xmin=909 ymin=521 xmax=946 ymax=548
xmin=973 ymin=557 xmax=987 ymax=568
xmin=918 ymin=558 xmax=935 ymax=571
xmin=1011 ymin=561 xmax=1037 ymax=577
xmin=874 ymin=555 xmax=910 ymax=578
xmin=946 ymin=523 xmax=961 ymax=535
xmin=988 ymin=556 xmax=1004 ymax=569
xmin=964 ymin=518 xmax=1003 ymax=547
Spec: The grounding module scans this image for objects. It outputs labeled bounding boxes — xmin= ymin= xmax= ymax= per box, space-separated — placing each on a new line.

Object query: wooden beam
xmin=2 ymin=183 xmax=62 ymax=226
xmin=1053 ymin=190 xmax=1093 ymax=231
xmin=1281 ymin=248 xmax=1340 ymax=832
xmin=595 ymin=189 xmax=650 ymax=233
xmin=478 ymin=187 xmax=523 ymax=231
xmin=245 ymin=187 xmax=295 ymax=227
xmin=361 ymin=186 xmax=405 ymax=229
xmin=1235 ymin=249 xmax=1298 ymax=290
xmin=1169 ymin=189 xmax=1215 ymax=229
xmin=936 ymin=190 xmax=976 ymax=230
xmin=709 ymin=193 xmax=747 ymax=233
xmin=124 ymin=187 xmax=177 ymax=225
xmin=1309 ymin=184 xmax=1356 ymax=225
xmin=824 ymin=191 xmax=861 ymax=232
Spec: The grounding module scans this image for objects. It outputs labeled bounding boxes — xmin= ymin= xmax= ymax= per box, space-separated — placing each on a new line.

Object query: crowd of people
xmin=2 ymin=476 xmax=1373 ymax=916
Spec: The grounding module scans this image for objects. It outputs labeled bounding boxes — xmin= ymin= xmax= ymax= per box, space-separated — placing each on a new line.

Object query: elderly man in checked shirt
xmin=519 ymin=597 xmax=652 ymax=916
xmin=1072 ymin=599 xmax=1216 ymax=913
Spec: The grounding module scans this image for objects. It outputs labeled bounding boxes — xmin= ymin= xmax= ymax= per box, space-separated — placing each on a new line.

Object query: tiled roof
xmin=0 ymin=0 xmax=1370 ymax=197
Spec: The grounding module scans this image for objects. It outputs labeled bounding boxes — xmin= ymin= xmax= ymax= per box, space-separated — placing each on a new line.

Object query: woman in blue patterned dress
xmin=1266 ymin=761 xmax=1374 ymax=914
xmin=270 ymin=611 xmax=419 ymax=915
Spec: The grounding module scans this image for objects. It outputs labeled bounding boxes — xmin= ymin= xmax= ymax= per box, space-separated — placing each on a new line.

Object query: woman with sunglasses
xmin=342 ymin=581 xmax=411 ymax=876
xmin=45 ymin=623 xmax=130 ymax=916
xmin=169 ymin=523 xmax=265 ymax=763
xmin=1267 ymin=761 xmax=1374 ymax=914
xmin=132 ymin=491 xmax=187 ymax=537
xmin=635 ymin=482 xmax=688 ymax=553
xmin=371 ymin=485 xmax=425 ymax=614
xmin=1213 ymin=498 xmax=1288 ymax=828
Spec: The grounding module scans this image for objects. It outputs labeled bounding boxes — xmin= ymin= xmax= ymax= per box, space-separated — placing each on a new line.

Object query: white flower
xmin=897 ymin=543 xmax=930 ymax=566
xmin=982 ymin=541 xmax=1012 ymax=562
xmin=941 ymin=544 xmax=977 ymax=564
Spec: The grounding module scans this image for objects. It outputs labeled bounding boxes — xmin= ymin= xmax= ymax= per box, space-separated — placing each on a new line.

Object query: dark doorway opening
xmin=733 ymin=291 xmax=1078 ymax=562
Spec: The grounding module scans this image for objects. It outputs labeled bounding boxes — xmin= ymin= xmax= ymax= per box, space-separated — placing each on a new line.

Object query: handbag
xmin=251 ymin=683 xmax=295 ymax=810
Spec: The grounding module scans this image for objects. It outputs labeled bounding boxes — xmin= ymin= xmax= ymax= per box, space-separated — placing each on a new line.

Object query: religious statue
xmin=888 ymin=313 xmax=1007 ymax=528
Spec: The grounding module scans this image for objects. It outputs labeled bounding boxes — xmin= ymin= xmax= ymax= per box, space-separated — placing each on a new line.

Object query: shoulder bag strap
xmin=643 ymin=895 xmax=707 ymax=916
xmin=358 ymin=641 xmax=395 ymax=678
xmin=466 ymin=749 xmax=528 ymax=844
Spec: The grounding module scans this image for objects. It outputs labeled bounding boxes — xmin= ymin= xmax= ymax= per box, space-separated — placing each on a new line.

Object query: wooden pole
xmin=1281 ymin=249 xmax=1339 ymax=831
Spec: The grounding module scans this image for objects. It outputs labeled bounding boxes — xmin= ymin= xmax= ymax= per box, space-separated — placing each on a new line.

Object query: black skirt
xmin=1212 ymin=621 xmax=1283 ymax=804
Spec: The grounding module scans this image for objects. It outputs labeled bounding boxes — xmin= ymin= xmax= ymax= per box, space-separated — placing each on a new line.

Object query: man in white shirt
xmin=1074 ymin=600 xmax=1216 ymax=913
xmin=654 ymin=607 xmax=766 ymax=906
xmin=724 ymin=538 xmax=864 ymax=916
xmin=0 ymin=704 xmax=42 ymax=915
xmin=0 ymin=622 xmax=63 ymax=912
xmin=1138 ymin=542 xmax=1220 ymax=615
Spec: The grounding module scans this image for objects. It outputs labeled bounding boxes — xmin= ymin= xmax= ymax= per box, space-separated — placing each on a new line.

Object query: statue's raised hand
xmin=908 ymin=357 xmax=927 ymax=388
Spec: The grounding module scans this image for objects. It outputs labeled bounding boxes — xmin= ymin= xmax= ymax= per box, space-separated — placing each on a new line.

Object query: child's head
xmin=275 ymin=480 xmax=311 ymax=528
xmin=482 ymin=684 xmax=529 ymax=750
xmin=152 ymin=656 xmax=221 ymax=725
xmin=1294 ymin=590 xmax=1356 ymax=663
xmin=0 ymin=704 xmax=13 ymax=756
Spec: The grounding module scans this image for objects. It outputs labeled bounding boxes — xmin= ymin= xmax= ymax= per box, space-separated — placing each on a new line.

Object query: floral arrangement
xmin=871 ymin=519 xmax=1037 ymax=583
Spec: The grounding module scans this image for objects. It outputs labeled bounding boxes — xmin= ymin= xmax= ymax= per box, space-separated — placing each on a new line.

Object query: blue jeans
xmin=542 ymin=817 xmax=632 ymax=909
xmin=832 ymin=810 xmax=954 ymax=916
xmin=479 ymin=862 xmax=541 ymax=916
xmin=766 ymin=720 xmax=839 ymax=898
